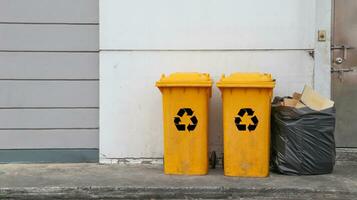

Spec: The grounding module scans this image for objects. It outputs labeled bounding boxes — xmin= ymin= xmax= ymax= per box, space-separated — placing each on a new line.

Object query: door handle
xmin=331 ymin=67 xmax=355 ymax=82
xmin=331 ymin=45 xmax=354 ymax=50
xmin=331 ymin=67 xmax=354 ymax=73
xmin=331 ymin=45 xmax=355 ymax=64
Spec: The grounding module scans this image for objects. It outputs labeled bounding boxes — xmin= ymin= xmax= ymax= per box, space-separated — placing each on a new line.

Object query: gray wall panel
xmin=0 ymin=0 xmax=98 ymax=23
xmin=0 ymin=81 xmax=98 ymax=107
xmin=0 ymin=129 xmax=98 ymax=149
xmin=0 ymin=52 xmax=98 ymax=79
xmin=0 ymin=109 xmax=98 ymax=128
xmin=0 ymin=24 xmax=98 ymax=51
xmin=0 ymin=0 xmax=99 ymax=163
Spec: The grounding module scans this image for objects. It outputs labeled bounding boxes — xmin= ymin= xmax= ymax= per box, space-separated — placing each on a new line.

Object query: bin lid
xmin=216 ymin=72 xmax=275 ymax=88
xmin=156 ymin=72 xmax=212 ymax=87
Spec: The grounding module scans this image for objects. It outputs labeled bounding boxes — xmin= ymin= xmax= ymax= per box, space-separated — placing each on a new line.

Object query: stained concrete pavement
xmin=0 ymin=160 xmax=356 ymax=199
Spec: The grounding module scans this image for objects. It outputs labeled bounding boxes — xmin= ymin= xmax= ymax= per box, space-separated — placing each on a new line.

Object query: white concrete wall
xmin=314 ymin=0 xmax=332 ymax=98
xmin=99 ymin=0 xmax=324 ymax=161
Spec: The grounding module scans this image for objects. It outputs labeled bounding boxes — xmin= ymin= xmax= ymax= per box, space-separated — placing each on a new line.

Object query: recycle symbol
xmin=234 ymin=108 xmax=259 ymax=132
xmin=174 ymin=108 xmax=198 ymax=132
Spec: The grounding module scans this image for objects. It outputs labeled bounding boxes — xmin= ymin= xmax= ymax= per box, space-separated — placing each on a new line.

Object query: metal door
xmin=332 ymin=0 xmax=357 ymax=147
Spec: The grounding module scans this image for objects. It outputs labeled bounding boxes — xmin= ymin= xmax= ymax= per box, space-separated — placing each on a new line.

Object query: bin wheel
xmin=209 ymin=151 xmax=217 ymax=169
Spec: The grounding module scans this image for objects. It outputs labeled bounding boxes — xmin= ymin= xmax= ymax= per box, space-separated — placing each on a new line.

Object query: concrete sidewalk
xmin=0 ymin=160 xmax=356 ymax=199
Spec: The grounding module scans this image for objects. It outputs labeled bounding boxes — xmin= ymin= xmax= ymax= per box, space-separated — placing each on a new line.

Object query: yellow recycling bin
xmin=156 ymin=72 xmax=212 ymax=175
xmin=217 ymin=73 xmax=275 ymax=177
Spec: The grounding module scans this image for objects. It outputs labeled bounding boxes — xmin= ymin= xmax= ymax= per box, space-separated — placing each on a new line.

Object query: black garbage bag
xmin=271 ymin=97 xmax=336 ymax=175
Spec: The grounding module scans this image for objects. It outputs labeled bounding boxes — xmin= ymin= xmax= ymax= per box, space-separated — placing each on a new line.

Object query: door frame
xmin=314 ymin=0 xmax=332 ymax=98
